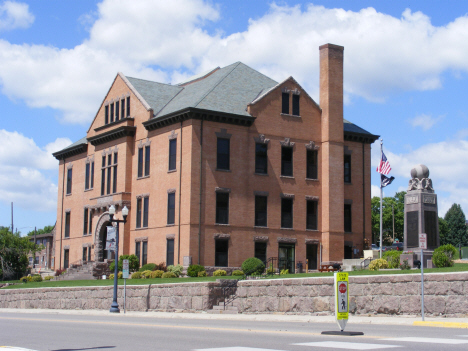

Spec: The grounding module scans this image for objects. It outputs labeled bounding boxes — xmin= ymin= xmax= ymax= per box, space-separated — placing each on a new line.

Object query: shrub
xmin=20 ymin=276 xmax=29 ymax=283
xmin=369 ymin=258 xmax=389 ymax=271
xmin=213 ymin=269 xmax=227 ymax=276
xmin=400 ymin=259 xmax=411 ymax=270
xmin=139 ymin=263 xmax=157 ymax=272
xmin=118 ymin=271 xmax=123 ymax=279
xmin=197 ymin=271 xmax=207 ymax=277
xmin=44 ymin=276 xmax=53 ymax=281
xmin=109 ymin=254 xmax=140 ymax=272
xmin=167 ymin=264 xmax=183 ymax=277
xmin=266 ymin=264 xmax=275 ymax=274
xmin=131 ymin=272 xmax=142 ymax=279
xmin=55 ymin=269 xmax=65 ymax=277
xmin=383 ymin=250 xmax=402 ymax=268
xmin=162 ymin=272 xmax=177 ymax=278
xmin=187 ymin=264 xmax=205 ymax=277
xmin=141 ymin=270 xmax=152 ymax=279
xmin=109 ymin=273 xmax=114 ymax=279
xmin=280 ymin=269 xmax=289 ymax=275
xmin=151 ymin=270 xmax=164 ymax=278
xmin=155 ymin=262 xmax=167 ymax=272
xmin=433 ymin=244 xmax=457 ymax=268
xmin=232 ymin=270 xmax=244 ymax=276
xmin=241 ymin=257 xmax=265 ymax=275
xmin=31 ymin=275 xmax=43 ymax=282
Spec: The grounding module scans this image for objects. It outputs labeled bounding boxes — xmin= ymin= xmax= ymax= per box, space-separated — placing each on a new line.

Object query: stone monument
xmin=404 ymin=164 xmax=439 ymax=251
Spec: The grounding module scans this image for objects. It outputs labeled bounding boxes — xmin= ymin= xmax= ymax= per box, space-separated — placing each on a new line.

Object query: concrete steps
xmin=207 ymin=300 xmax=238 ymax=314
xmin=55 ymin=262 xmax=96 ymax=281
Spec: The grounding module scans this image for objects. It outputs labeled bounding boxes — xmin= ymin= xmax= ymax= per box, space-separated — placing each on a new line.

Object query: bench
xmin=318 ymin=262 xmax=342 ymax=272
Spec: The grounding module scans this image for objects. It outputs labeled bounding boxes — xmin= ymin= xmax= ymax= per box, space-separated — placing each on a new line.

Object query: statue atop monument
xmin=407 ymin=164 xmax=434 ymax=192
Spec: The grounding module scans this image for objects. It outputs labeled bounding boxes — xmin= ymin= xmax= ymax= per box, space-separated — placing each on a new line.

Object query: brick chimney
xmin=319 ymin=43 xmax=345 ymax=262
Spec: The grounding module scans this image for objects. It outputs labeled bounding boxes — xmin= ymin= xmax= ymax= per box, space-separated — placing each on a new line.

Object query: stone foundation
xmin=1 ymin=272 xmax=467 ymax=316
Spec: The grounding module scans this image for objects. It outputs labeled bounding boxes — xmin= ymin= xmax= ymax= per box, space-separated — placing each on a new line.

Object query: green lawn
xmin=2 ymin=263 xmax=467 ymax=290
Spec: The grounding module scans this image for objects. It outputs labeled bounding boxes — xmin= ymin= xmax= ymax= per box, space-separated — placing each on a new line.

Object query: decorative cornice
xmin=135 ymin=236 xmax=148 ymax=242
xmin=291 ymin=88 xmax=301 ymax=95
xmin=280 ymin=138 xmax=295 ymax=147
xmin=253 ymin=236 xmax=269 ymax=242
xmin=305 ymin=141 xmax=320 ymax=150
xmin=305 ymin=195 xmax=319 ymax=201
xmin=65 ymin=209 xmax=71 ymax=213
xmin=138 ymin=138 xmax=151 ymax=149
xmin=143 ymin=108 xmax=256 ymax=131
xmin=85 ymin=156 xmax=95 ymax=164
xmin=166 ymin=234 xmax=175 ymax=240
xmin=168 ymin=130 xmax=178 ymax=140
xmin=215 ymin=128 xmax=232 ymax=139
xmin=64 ymin=245 xmax=70 ymax=249
xmin=277 ymin=237 xmax=297 ymax=244
xmin=88 ymin=126 xmax=136 ymax=146
xmin=136 ymin=193 xmax=150 ymax=199
xmin=215 ymin=187 xmax=231 ymax=193
xmin=167 ymin=188 xmax=176 ymax=194
xmin=66 ymin=163 xmax=73 ymax=169
xmin=82 ymin=243 xmax=92 ymax=248
xmin=213 ymin=233 xmax=230 ymax=240
xmin=305 ymin=239 xmax=320 ymax=244
xmin=344 ymin=131 xmax=379 ymax=144
xmin=280 ymin=193 xmax=295 ymax=199
xmin=254 ymin=191 xmax=269 ymax=197
xmin=53 ymin=142 xmax=88 ymax=160
xmin=253 ymin=134 xmax=270 ymax=144
xmin=94 ymin=117 xmax=135 ymax=132
xmin=281 ymin=87 xmax=290 ymax=93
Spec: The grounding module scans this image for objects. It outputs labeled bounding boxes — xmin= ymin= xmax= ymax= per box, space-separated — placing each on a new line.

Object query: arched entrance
xmin=94 ymin=212 xmax=116 ymax=262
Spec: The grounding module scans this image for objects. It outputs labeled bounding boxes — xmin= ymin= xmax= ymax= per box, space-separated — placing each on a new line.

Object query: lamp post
xmin=108 ymin=204 xmax=128 ymax=313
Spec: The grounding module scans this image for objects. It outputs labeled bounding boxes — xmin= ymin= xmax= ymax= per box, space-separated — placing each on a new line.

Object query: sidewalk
xmin=1 ymin=308 xmax=467 ymax=327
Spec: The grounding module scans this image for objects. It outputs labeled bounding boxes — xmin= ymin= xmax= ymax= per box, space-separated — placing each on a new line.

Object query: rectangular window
xmin=85 ymin=163 xmax=90 ymax=190
xmin=136 ymin=198 xmax=142 ymax=228
xmin=143 ymin=197 xmax=149 ymax=228
xmin=344 ymin=204 xmax=352 ymax=232
xmin=306 ymin=200 xmax=318 ymax=230
xmin=281 ymin=147 xmax=293 ymax=177
xmin=83 ymin=247 xmax=87 ymax=262
xmin=83 ymin=208 xmax=88 ymax=235
xmin=282 ymin=92 xmax=289 ymax=114
xmin=65 ymin=212 xmax=70 ymax=238
xmin=292 ymin=94 xmax=300 ymax=116
xmin=255 ymin=143 xmax=268 ymax=174
xmin=215 ymin=240 xmax=228 ymax=267
xmin=88 ymin=209 xmax=93 ymax=235
xmin=66 ymin=168 xmax=72 ymax=194
xmin=113 ymin=164 xmax=117 ymax=194
xmin=106 ymin=167 xmax=111 ymax=194
xmin=121 ymin=99 xmax=125 ymax=118
xmin=217 ymin=138 xmax=230 ymax=170
xmin=166 ymin=239 xmax=174 ymax=266
xmin=142 ymin=241 xmax=148 ymax=266
xmin=135 ymin=241 xmax=141 ymax=264
xmin=254 ymin=195 xmax=267 ymax=227
xmin=115 ymin=100 xmax=119 ymax=121
xmin=169 ymin=139 xmax=177 ymax=171
xmin=64 ymin=249 xmax=69 ymax=269
xmin=90 ymin=161 xmax=94 ymax=189
xmin=306 ymin=150 xmax=318 ymax=179
xmin=138 ymin=148 xmax=144 ymax=178
xmin=254 ymin=242 xmax=267 ymax=265
xmin=216 ymin=192 xmax=229 ymax=224
xmin=126 ymin=96 xmax=130 ymax=117
xmin=144 ymin=146 xmax=150 ymax=176
xmin=110 ymin=103 xmax=114 ymax=123
xmin=344 ymin=154 xmax=351 ymax=183
xmin=101 ymin=168 xmax=105 ymax=195
xmin=105 ymin=105 xmax=109 ymax=124
xmin=281 ymin=198 xmax=293 ymax=229
xmin=167 ymin=193 xmax=175 ymax=225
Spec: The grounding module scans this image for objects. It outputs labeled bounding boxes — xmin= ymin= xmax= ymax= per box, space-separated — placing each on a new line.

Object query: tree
xmin=371 ymin=191 xmax=405 ymax=246
xmin=0 ymin=227 xmax=37 ymax=280
xmin=444 ymin=204 xmax=468 ymax=247
xmin=438 ymin=217 xmax=449 ymax=245
xmin=27 ymin=225 xmax=54 ymax=236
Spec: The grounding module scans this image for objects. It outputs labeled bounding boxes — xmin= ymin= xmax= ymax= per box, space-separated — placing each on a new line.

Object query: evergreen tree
xmin=371 ymin=191 xmax=405 ymax=245
xmin=444 ymin=204 xmax=468 ymax=247
xmin=438 ymin=217 xmax=449 ymax=245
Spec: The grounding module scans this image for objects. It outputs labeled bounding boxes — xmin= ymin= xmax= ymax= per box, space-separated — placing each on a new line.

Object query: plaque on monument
xmin=404 ymin=164 xmax=439 ymax=251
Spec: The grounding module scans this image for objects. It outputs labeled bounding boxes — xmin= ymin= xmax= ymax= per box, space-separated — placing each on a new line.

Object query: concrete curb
xmin=413 ymin=321 xmax=468 ymax=328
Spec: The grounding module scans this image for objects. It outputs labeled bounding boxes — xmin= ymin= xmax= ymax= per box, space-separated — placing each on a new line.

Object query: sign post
xmin=122 ymin=259 xmax=129 ymax=314
xmin=419 ymin=233 xmax=427 ymax=321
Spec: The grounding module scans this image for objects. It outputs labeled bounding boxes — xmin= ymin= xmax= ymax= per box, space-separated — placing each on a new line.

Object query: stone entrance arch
xmin=94 ymin=212 xmax=116 ymax=262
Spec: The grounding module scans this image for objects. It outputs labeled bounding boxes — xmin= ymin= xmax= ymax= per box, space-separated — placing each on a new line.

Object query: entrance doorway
xmin=278 ymin=244 xmax=295 ymax=273
xmin=306 ymin=244 xmax=318 ymax=270
xmin=98 ymin=222 xmax=115 ymax=261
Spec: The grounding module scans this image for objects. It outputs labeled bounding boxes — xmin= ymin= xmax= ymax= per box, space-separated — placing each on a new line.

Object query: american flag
xmin=376 ymin=152 xmax=391 ymax=175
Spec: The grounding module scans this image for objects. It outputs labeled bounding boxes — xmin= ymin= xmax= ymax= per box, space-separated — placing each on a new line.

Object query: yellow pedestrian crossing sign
xmin=335 ymin=272 xmax=349 ymax=331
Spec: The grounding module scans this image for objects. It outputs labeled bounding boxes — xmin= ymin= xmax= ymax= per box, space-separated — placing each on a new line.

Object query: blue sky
xmin=1 ymin=0 xmax=468 ymax=234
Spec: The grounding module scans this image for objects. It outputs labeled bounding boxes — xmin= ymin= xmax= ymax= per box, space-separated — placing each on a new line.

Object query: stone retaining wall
xmin=1 ymin=272 xmax=467 ymax=316
xmin=234 ymin=272 xmax=468 ymax=316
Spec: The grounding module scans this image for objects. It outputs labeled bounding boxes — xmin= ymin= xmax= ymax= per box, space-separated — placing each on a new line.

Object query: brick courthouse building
xmin=53 ymin=44 xmax=378 ymax=272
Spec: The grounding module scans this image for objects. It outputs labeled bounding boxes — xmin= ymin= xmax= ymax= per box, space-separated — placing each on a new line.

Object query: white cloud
xmin=0 ymin=1 xmax=34 ymax=31
xmin=1 ymin=1 xmax=468 ymax=125
xmin=371 ymin=184 xmax=380 ymax=198
xmin=409 ymin=113 xmax=444 ymax=130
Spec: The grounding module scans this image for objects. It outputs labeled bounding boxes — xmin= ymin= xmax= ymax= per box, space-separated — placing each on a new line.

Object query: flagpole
xmin=379 ymin=139 xmax=383 ymax=259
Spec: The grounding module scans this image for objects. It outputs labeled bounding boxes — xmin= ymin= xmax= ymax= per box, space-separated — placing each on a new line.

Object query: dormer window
xmin=110 ymin=103 xmax=114 ymax=123
xmin=282 ymin=92 xmax=289 ymax=114
xmin=292 ymin=94 xmax=300 ymax=116
xmin=105 ymin=105 xmax=109 ymax=125
xmin=115 ymin=100 xmax=119 ymax=121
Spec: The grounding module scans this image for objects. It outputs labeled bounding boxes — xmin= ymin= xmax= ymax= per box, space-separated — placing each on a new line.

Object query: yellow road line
xmin=413 ymin=321 xmax=468 ymax=329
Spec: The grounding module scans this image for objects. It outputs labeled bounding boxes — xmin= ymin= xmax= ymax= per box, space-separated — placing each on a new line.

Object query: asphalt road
xmin=1 ymin=310 xmax=468 ymax=351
